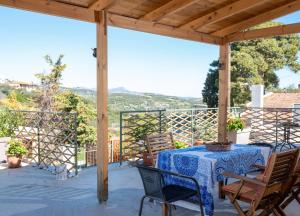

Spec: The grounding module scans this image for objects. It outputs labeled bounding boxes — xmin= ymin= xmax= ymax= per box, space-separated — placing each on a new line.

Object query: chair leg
xmin=271 ymin=208 xmax=282 ymax=216
xmin=280 ymin=194 xmax=294 ymax=209
xmin=162 ymin=203 xmax=169 ymax=216
xmin=274 ymin=206 xmax=286 ymax=216
xmin=139 ymin=196 xmax=146 ymax=216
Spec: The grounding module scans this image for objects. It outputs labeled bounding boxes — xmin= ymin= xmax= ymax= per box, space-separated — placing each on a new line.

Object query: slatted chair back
xmin=146 ymin=133 xmax=175 ymax=166
xmin=263 ymin=149 xmax=299 ymax=186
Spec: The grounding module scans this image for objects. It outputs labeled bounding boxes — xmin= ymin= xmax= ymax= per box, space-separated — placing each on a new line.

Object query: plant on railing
xmin=226 ymin=117 xmax=245 ymax=132
xmin=174 ymin=141 xmax=188 ymax=149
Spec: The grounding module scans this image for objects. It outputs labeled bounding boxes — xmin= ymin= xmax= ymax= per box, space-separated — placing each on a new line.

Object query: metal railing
xmin=119 ymin=107 xmax=300 ymax=162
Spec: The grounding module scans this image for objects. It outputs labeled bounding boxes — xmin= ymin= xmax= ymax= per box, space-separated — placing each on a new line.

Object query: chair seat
xmin=222 ymin=181 xmax=264 ymax=202
xmin=163 ymin=185 xmax=197 ymax=202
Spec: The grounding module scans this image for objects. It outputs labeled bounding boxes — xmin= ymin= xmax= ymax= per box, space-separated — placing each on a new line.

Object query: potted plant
xmin=0 ymin=109 xmax=22 ymax=163
xmin=6 ymin=139 xmax=28 ymax=168
xmin=227 ymin=117 xmax=249 ymax=144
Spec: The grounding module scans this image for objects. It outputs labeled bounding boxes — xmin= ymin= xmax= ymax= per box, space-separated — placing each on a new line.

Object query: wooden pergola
xmin=1 ymin=0 xmax=299 ymax=203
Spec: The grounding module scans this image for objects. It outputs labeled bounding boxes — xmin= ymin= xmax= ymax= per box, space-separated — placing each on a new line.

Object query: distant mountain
xmin=109 ymin=87 xmax=131 ymax=94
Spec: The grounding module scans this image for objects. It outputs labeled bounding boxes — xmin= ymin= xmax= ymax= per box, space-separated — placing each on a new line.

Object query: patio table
xmin=156 ymin=144 xmax=271 ymax=216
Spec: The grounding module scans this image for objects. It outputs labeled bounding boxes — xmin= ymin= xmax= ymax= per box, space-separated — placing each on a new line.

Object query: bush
xmin=6 ymin=139 xmax=28 ymax=157
xmin=0 ymin=109 xmax=23 ymax=138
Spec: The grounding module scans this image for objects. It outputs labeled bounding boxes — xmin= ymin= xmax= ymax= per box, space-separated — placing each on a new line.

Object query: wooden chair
xmin=280 ymin=150 xmax=300 ymax=209
xmin=145 ymin=133 xmax=175 ymax=166
xmin=221 ymin=149 xmax=299 ymax=216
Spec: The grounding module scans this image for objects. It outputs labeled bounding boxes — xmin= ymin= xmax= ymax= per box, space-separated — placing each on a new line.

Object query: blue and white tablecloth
xmin=156 ymin=144 xmax=271 ymax=216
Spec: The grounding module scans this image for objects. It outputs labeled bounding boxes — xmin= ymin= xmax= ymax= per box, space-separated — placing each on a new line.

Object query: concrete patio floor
xmin=0 ymin=163 xmax=299 ymax=216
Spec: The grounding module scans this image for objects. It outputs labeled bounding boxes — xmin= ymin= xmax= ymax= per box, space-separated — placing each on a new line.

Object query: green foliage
xmin=202 ymin=21 xmax=300 ymax=107
xmin=35 ymin=55 xmax=66 ymax=111
xmin=130 ymin=121 xmax=158 ymax=142
xmin=226 ymin=117 xmax=245 ymax=132
xmin=202 ymin=61 xmax=219 ymax=107
xmin=0 ymin=109 xmax=23 ymax=138
xmin=54 ymin=91 xmax=97 ymax=146
xmin=174 ymin=141 xmax=188 ymax=149
xmin=6 ymin=139 xmax=28 ymax=157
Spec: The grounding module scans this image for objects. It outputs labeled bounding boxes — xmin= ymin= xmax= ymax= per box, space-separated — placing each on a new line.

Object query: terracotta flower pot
xmin=142 ymin=152 xmax=153 ymax=166
xmin=7 ymin=155 xmax=22 ymax=168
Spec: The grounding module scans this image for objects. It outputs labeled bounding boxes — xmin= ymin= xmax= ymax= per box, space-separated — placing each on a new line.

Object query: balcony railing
xmin=119 ymin=107 xmax=300 ymax=162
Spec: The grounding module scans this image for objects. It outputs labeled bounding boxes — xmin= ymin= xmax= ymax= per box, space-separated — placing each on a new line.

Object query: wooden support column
xmin=96 ymin=10 xmax=108 ymax=203
xmin=218 ymin=43 xmax=231 ymax=143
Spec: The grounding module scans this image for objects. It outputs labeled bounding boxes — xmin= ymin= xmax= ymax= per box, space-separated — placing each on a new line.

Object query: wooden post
xmin=96 ymin=10 xmax=108 ymax=203
xmin=218 ymin=43 xmax=231 ymax=143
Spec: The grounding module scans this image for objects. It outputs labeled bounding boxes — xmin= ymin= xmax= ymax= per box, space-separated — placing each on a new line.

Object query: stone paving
xmin=0 ymin=163 xmax=298 ymax=216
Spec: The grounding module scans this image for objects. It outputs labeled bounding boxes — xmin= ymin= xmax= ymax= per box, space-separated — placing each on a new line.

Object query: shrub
xmin=0 ymin=109 xmax=23 ymax=138
xmin=6 ymin=139 xmax=28 ymax=157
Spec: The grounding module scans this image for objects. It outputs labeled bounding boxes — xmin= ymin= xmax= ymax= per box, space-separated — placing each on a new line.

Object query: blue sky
xmin=0 ymin=6 xmax=299 ymax=97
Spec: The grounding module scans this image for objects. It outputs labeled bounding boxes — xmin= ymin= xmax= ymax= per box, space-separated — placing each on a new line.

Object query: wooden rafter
xmin=108 ymin=13 xmax=223 ymax=45
xmin=141 ymin=0 xmax=199 ymax=22
xmin=180 ymin=0 xmax=266 ymax=31
xmin=226 ymin=22 xmax=300 ymax=42
xmin=0 ymin=0 xmax=95 ymax=22
xmin=212 ymin=0 xmax=300 ymax=36
xmin=89 ymin=0 xmax=115 ymax=11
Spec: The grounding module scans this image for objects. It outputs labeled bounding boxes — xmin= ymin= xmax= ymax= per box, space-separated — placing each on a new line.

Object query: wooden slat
xmin=180 ymin=0 xmax=265 ymax=31
xmin=0 ymin=0 xmax=95 ymax=22
xmin=225 ymin=23 xmax=300 ymax=42
xmin=108 ymin=13 xmax=223 ymax=45
xmin=89 ymin=0 xmax=115 ymax=11
xmin=218 ymin=43 xmax=231 ymax=143
xmin=212 ymin=0 xmax=300 ymax=36
xmin=141 ymin=0 xmax=199 ymax=22
xmin=96 ymin=10 xmax=108 ymax=203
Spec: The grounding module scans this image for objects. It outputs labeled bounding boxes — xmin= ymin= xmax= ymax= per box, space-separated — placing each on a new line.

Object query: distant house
xmin=5 ymin=80 xmax=38 ymax=92
xmin=247 ymin=92 xmax=300 ymax=108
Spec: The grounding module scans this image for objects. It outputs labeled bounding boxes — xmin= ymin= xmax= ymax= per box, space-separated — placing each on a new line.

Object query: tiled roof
xmin=249 ymin=92 xmax=300 ymax=108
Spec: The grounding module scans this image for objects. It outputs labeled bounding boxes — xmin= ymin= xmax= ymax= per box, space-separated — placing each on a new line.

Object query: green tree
xmin=202 ymin=22 xmax=300 ymax=107
xmin=54 ymin=91 xmax=97 ymax=147
xmin=35 ymin=55 xmax=66 ymax=111
xmin=202 ymin=61 xmax=219 ymax=107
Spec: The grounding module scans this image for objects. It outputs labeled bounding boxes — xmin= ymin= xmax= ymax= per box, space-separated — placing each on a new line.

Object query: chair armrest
xmin=251 ymin=164 xmax=266 ymax=170
xmin=223 ymin=172 xmax=266 ymax=187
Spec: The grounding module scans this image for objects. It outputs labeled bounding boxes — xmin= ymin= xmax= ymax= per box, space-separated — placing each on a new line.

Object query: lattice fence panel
xmin=166 ymin=110 xmax=193 ymax=145
xmin=11 ymin=110 xmax=78 ymax=176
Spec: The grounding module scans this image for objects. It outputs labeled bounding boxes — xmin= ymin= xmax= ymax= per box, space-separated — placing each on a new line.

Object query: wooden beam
xmin=212 ymin=0 xmax=300 ymax=37
xmin=142 ymin=0 xmax=199 ymax=22
xmin=180 ymin=0 xmax=265 ymax=31
xmin=89 ymin=0 xmax=115 ymax=11
xmin=225 ymin=23 xmax=300 ymax=42
xmin=96 ymin=10 xmax=108 ymax=203
xmin=218 ymin=43 xmax=231 ymax=143
xmin=0 ymin=0 xmax=95 ymax=23
xmin=108 ymin=13 xmax=223 ymax=45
